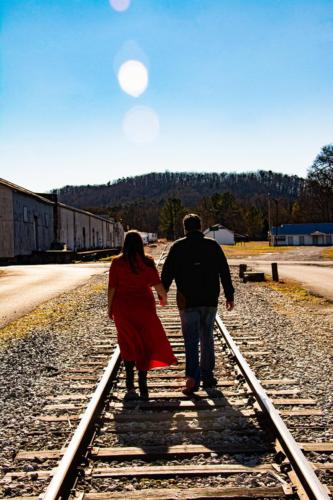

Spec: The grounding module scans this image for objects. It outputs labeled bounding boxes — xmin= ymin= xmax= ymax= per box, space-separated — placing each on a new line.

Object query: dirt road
xmin=1 ymin=244 xmax=332 ymax=330
xmin=0 ymin=263 xmax=110 ymax=329
xmin=229 ymin=259 xmax=333 ymax=301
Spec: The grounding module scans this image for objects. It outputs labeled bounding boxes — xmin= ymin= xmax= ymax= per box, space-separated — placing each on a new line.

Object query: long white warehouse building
xmin=0 ymin=178 xmax=124 ymax=260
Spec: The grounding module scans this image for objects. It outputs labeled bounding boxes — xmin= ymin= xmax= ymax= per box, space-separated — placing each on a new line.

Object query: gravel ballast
xmin=0 ymin=264 xmax=332 ymax=497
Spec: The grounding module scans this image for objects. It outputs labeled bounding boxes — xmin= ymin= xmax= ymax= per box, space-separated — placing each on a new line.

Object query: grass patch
xmin=0 ymin=279 xmax=107 ymax=346
xmin=223 ymin=241 xmax=293 ymax=258
xmin=259 ymin=278 xmax=326 ymax=305
xmin=321 ymin=247 xmax=333 ymax=260
xmin=100 ymin=255 xmax=115 ymax=262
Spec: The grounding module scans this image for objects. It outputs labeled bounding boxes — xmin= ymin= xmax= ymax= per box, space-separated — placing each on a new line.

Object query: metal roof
xmin=204 ymin=224 xmax=234 ymax=234
xmin=0 ymin=178 xmax=55 ymax=205
xmin=0 ymin=178 xmax=114 ymax=224
xmin=271 ymin=223 xmax=333 ymax=235
xmin=56 ymin=202 xmax=115 ymax=223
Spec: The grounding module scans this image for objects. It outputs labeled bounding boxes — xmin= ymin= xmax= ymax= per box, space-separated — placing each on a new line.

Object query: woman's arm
xmin=153 ymin=283 xmax=168 ymax=306
xmin=108 ymin=287 xmax=116 ymax=319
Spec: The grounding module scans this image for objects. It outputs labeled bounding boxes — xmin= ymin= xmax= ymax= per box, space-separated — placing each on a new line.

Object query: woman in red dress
xmin=108 ymin=231 xmax=177 ymax=399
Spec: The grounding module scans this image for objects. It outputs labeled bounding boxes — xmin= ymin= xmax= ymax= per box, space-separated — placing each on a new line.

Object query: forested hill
xmin=49 ymin=145 xmax=332 ymax=239
xmin=53 ymin=171 xmax=303 ymax=208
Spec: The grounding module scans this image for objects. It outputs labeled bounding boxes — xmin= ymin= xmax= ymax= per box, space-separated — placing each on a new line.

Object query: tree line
xmin=54 ymin=144 xmax=333 ymax=240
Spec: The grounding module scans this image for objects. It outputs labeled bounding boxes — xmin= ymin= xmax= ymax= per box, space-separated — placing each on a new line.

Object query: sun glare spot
xmin=117 ymin=60 xmax=148 ymax=97
xmin=122 ymin=106 xmax=160 ymax=144
xmin=109 ymin=0 xmax=130 ymax=12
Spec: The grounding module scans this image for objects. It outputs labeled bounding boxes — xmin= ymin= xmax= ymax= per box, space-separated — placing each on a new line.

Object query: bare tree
xmin=306 ymin=144 xmax=333 ymax=221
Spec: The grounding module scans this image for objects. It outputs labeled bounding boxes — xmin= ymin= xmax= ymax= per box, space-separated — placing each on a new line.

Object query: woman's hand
xmin=154 ymin=283 xmax=168 ymax=307
xmin=108 ymin=306 xmax=113 ymax=320
xmin=159 ymin=294 xmax=168 ymax=307
xmin=108 ymin=287 xmax=116 ymax=319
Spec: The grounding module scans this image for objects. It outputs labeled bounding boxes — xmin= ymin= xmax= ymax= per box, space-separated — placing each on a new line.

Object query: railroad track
xmin=3 ymin=247 xmax=332 ymax=499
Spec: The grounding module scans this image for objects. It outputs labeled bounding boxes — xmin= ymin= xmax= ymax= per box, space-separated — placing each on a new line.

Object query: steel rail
xmin=42 ymin=246 xmax=167 ymax=499
xmin=215 ymin=313 xmax=330 ymax=500
xmin=42 ymin=346 xmax=121 ymax=500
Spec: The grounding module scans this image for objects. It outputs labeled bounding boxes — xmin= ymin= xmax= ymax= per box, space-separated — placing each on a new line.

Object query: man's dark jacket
xmin=161 ymin=231 xmax=234 ymax=309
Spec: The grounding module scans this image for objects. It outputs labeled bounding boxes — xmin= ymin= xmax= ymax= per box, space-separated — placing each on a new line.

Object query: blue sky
xmin=1 ymin=0 xmax=333 ymax=192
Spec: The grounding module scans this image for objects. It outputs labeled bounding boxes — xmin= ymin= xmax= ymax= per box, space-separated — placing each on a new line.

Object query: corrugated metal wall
xmin=57 ymin=205 xmax=123 ymax=251
xmin=0 ymin=185 xmax=15 ymax=258
xmin=0 ymin=181 xmax=124 ymax=258
xmin=12 ymin=192 xmax=54 ymax=255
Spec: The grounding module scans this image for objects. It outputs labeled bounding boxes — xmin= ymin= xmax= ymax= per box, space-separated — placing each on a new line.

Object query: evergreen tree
xmin=159 ymin=198 xmax=185 ymax=240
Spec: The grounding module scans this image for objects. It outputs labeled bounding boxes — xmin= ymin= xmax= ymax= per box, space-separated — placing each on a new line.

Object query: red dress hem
xmin=109 ymin=256 xmax=177 ymax=372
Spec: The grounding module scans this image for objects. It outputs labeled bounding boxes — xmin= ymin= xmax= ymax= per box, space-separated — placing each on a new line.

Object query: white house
xmin=270 ymin=223 xmax=333 ymax=246
xmin=204 ymin=224 xmax=235 ymax=245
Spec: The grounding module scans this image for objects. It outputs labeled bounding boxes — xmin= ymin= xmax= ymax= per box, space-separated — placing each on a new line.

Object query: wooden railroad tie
xmin=15 ymin=442 xmax=333 ymax=461
xmin=112 ymin=388 xmax=301 ymax=400
xmin=88 ymin=463 xmax=276 ymax=478
xmin=36 ymin=407 xmax=323 ymax=423
xmin=91 ymin=443 xmax=272 ymax=458
xmin=112 ymin=397 xmax=316 ymax=411
xmin=75 ymin=486 xmax=288 ymax=499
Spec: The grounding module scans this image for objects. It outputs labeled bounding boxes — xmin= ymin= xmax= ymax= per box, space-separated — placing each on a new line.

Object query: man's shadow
xmin=111 ymin=365 xmax=274 ymax=467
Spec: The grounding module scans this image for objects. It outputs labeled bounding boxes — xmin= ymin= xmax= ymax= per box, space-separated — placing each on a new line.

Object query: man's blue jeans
xmin=179 ymin=306 xmax=217 ymax=388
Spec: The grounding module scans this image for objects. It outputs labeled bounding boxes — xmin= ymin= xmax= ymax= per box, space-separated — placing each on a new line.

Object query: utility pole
xmin=267 ymin=193 xmax=271 ymax=246
xmin=273 ymin=198 xmax=279 ymax=247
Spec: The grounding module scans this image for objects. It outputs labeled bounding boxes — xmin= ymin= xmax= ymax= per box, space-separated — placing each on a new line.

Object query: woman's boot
xmin=124 ymin=361 xmax=135 ymax=391
xmin=138 ymin=370 xmax=148 ymax=400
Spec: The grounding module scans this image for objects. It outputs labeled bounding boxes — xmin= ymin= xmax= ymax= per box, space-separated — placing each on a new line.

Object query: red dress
xmin=108 ymin=256 xmax=177 ymax=371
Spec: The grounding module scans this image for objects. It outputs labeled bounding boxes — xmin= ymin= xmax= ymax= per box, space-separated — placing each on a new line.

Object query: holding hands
xmin=155 ymin=283 xmax=168 ymax=307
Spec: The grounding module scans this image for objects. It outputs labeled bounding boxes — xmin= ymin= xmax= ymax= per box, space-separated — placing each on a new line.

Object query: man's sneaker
xmin=202 ymin=377 xmax=218 ymax=389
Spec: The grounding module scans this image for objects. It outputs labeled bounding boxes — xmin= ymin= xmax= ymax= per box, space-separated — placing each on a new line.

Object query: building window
xmin=299 ymin=236 xmax=304 ymax=245
xmin=287 ymin=236 xmax=293 ymax=245
xmin=23 ymin=206 xmax=28 ymax=222
xmin=326 ymin=235 xmax=332 ymax=245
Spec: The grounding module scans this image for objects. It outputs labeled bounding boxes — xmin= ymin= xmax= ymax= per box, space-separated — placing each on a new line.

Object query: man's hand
xmin=158 ymin=292 xmax=168 ymax=306
xmin=160 ymin=296 xmax=168 ymax=306
xmin=226 ymin=300 xmax=234 ymax=311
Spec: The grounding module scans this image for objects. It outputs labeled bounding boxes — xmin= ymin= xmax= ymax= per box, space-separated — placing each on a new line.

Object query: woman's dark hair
xmin=122 ymin=230 xmax=155 ymax=273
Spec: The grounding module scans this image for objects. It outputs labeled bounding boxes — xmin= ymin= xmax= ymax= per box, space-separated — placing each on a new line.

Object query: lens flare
xmin=113 ymin=41 xmax=149 ymax=76
xmin=117 ymin=60 xmax=148 ymax=97
xmin=109 ymin=0 xmax=130 ymax=12
xmin=122 ymin=106 xmax=160 ymax=144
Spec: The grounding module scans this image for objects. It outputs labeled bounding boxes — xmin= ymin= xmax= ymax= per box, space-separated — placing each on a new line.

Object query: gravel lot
xmin=0 ymin=264 xmax=332 ymax=497
xmin=0 ymin=273 xmax=116 ymax=497
xmin=221 ymin=275 xmax=333 ymax=422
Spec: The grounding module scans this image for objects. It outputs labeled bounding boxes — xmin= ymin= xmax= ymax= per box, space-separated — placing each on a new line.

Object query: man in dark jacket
xmin=161 ymin=213 xmax=234 ymax=395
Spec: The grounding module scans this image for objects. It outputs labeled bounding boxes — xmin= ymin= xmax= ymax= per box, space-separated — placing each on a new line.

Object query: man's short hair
xmin=183 ymin=213 xmax=202 ymax=232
